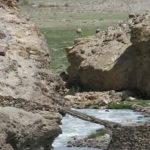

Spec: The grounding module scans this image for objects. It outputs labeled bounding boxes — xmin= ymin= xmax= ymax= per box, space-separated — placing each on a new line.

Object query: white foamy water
xmin=53 ymin=109 xmax=150 ymax=150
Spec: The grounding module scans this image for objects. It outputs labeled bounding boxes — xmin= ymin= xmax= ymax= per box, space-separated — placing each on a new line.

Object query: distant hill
xmin=20 ymin=0 xmax=150 ymax=12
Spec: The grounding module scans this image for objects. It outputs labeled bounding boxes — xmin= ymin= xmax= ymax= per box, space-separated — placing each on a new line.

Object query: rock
xmin=67 ymin=134 xmax=110 ymax=149
xmin=128 ymin=96 xmax=136 ymax=100
xmin=96 ymin=28 xmax=100 ymax=33
xmin=0 ymin=31 xmax=6 ymax=39
xmin=0 ymin=46 xmax=7 ymax=56
xmin=132 ymin=104 xmax=150 ymax=116
xmin=0 ymin=0 xmax=18 ymax=9
xmin=71 ymin=136 xmax=78 ymax=140
xmin=66 ymin=13 xmax=150 ymax=97
xmin=64 ymin=91 xmax=122 ymax=108
xmin=129 ymin=13 xmax=135 ymax=18
xmin=0 ymin=1 xmax=65 ymax=149
xmin=66 ymin=46 xmax=73 ymax=52
xmin=64 ymin=95 xmax=76 ymax=100
xmin=0 ymin=107 xmax=62 ymax=150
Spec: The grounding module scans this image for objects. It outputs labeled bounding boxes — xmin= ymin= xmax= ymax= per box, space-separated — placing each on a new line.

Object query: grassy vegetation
xmin=86 ymin=128 xmax=108 ymax=139
xmin=108 ymin=99 xmax=150 ymax=109
xmin=39 ymin=12 xmax=128 ymax=73
xmin=21 ymin=2 xmax=128 ymax=73
xmin=108 ymin=102 xmax=132 ymax=109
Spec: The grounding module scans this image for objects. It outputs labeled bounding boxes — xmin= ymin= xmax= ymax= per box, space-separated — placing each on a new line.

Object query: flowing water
xmin=53 ymin=109 xmax=150 ymax=150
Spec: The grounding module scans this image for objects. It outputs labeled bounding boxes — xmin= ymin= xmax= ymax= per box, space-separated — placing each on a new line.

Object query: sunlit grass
xmin=40 ymin=12 xmax=128 ymax=73
xmin=108 ymin=99 xmax=150 ymax=109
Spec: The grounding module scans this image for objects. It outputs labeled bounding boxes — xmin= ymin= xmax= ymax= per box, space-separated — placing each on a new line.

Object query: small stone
xmin=64 ymin=95 xmax=75 ymax=100
xmin=128 ymin=96 xmax=136 ymax=100
xmin=136 ymin=13 xmax=140 ymax=17
xmin=0 ymin=31 xmax=6 ymax=39
xmin=80 ymin=49 xmax=85 ymax=54
xmin=129 ymin=13 xmax=136 ymax=18
xmin=96 ymin=28 xmax=100 ymax=33
xmin=0 ymin=46 xmax=6 ymax=56
xmin=117 ymin=36 xmax=124 ymax=42
xmin=91 ymin=48 xmax=97 ymax=54
xmin=116 ymin=32 xmax=122 ymax=38
xmin=26 ymin=17 xmax=30 ymax=21
xmin=66 ymin=46 xmax=73 ymax=52
xmin=134 ymin=19 xmax=140 ymax=24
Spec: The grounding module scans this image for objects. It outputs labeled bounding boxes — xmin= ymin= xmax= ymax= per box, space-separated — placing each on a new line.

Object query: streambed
xmin=53 ymin=109 xmax=150 ymax=150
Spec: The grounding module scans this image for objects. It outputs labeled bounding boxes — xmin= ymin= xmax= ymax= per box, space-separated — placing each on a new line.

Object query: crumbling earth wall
xmin=67 ymin=13 xmax=150 ymax=97
xmin=0 ymin=0 xmax=64 ymax=149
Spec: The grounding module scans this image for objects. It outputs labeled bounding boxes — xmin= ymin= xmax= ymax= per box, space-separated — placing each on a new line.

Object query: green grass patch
xmin=40 ymin=28 xmax=75 ymax=73
xmin=108 ymin=102 xmax=132 ymax=109
xmin=108 ymin=98 xmax=150 ymax=109
xmin=40 ymin=12 xmax=128 ymax=73
xmin=40 ymin=26 xmax=100 ymax=73
xmin=86 ymin=128 xmax=108 ymax=139
xmin=21 ymin=4 xmax=128 ymax=73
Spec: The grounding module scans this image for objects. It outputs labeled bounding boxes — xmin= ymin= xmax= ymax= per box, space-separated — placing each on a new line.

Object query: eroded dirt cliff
xmin=0 ymin=0 xmax=64 ymax=149
xmin=67 ymin=13 xmax=150 ymax=97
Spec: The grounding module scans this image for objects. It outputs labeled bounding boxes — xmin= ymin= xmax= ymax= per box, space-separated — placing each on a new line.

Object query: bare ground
xmin=23 ymin=0 xmax=150 ymax=12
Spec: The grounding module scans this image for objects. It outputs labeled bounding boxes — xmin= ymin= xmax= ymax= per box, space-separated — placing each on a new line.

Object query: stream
xmin=53 ymin=109 xmax=150 ymax=150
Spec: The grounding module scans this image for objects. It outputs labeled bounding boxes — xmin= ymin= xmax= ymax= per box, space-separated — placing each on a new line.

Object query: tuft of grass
xmin=86 ymin=128 xmax=108 ymax=139
xmin=108 ymin=102 xmax=132 ymax=109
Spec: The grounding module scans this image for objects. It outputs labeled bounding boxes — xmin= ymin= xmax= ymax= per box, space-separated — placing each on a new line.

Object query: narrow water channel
xmin=53 ymin=109 xmax=150 ymax=150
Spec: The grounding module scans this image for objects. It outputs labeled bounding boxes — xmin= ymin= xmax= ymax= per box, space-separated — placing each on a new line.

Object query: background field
xmin=20 ymin=0 xmax=149 ymax=73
